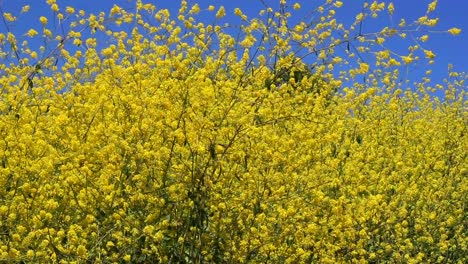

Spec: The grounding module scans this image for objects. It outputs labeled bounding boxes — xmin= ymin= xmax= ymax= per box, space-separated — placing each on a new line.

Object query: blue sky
xmin=1 ymin=0 xmax=467 ymax=87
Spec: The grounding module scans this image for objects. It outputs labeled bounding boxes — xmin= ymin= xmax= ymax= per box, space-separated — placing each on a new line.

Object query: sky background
xmin=1 ymin=0 xmax=467 ymax=89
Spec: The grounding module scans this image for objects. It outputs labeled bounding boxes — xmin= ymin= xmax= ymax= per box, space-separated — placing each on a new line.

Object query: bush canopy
xmin=0 ymin=0 xmax=466 ymax=263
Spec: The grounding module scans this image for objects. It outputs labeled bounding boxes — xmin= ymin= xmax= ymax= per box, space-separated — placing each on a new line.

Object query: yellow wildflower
xmin=21 ymin=5 xmax=31 ymax=13
xmin=401 ymin=55 xmax=413 ymax=64
xmin=216 ymin=6 xmax=226 ymax=18
xmin=387 ymin=2 xmax=394 ymax=15
xmin=427 ymin=0 xmax=437 ymax=13
xmin=424 ymin=50 xmax=435 ymax=60
xmin=448 ymin=27 xmax=461 ymax=36
xmin=39 ymin=16 xmax=48 ymax=25
xmin=26 ymin=29 xmax=38 ymax=37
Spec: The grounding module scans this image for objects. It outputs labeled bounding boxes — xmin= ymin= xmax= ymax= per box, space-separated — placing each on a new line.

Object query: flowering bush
xmin=0 ymin=0 xmax=466 ymax=263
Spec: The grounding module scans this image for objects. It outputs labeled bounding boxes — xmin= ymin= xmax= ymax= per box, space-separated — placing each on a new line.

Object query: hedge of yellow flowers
xmin=0 ymin=0 xmax=466 ymax=263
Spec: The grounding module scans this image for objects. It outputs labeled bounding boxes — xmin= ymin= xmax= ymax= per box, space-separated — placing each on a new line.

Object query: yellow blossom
xmin=234 ymin=8 xmax=242 ymax=16
xmin=355 ymin=13 xmax=364 ymax=22
xmin=189 ymin=4 xmax=200 ymax=14
xmin=387 ymin=2 xmax=395 ymax=15
xmin=76 ymin=245 xmax=87 ymax=257
xmin=26 ymin=29 xmax=38 ymax=37
xmin=375 ymin=37 xmax=385 ymax=44
xmin=448 ymin=27 xmax=461 ymax=35
xmin=398 ymin=18 xmax=406 ymax=27
xmin=401 ymin=55 xmax=413 ymax=64
xmin=3 ymin=12 xmax=16 ymax=22
xmin=39 ymin=16 xmax=48 ymax=25
xmin=424 ymin=50 xmax=435 ymax=59
xmin=21 ymin=5 xmax=31 ymax=13
xmin=51 ymin=4 xmax=59 ymax=12
xmin=66 ymin=6 xmax=75 ymax=14
xmin=216 ymin=6 xmax=226 ymax=18
xmin=427 ymin=0 xmax=437 ymax=13
xmin=359 ymin=62 xmax=369 ymax=73
xmin=334 ymin=1 xmax=343 ymax=8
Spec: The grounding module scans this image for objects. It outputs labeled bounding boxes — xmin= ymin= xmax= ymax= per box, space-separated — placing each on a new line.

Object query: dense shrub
xmin=0 ymin=0 xmax=466 ymax=263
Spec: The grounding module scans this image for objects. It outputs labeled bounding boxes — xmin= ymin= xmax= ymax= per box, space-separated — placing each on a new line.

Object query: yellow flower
xmin=73 ymin=38 xmax=82 ymax=46
xmin=293 ymin=3 xmax=301 ymax=10
xmin=401 ymin=55 xmax=413 ymax=64
xmin=66 ymin=6 xmax=75 ymax=14
xmin=189 ymin=4 xmax=200 ymax=14
xmin=398 ymin=18 xmax=406 ymax=27
xmin=101 ymin=47 xmax=113 ymax=57
xmin=51 ymin=3 xmax=59 ymax=12
xmin=426 ymin=18 xmax=438 ymax=27
xmin=370 ymin=1 xmax=384 ymax=12
xmin=123 ymin=255 xmax=131 ymax=262
xmin=424 ymin=50 xmax=435 ymax=59
xmin=387 ymin=2 xmax=395 ymax=15
xmin=427 ymin=0 xmax=437 ymax=13
xmin=355 ymin=13 xmax=364 ymax=22
xmin=448 ymin=27 xmax=461 ymax=36
xmin=43 ymin=29 xmax=52 ymax=37
xmin=39 ymin=16 xmax=48 ymax=25
xmin=216 ymin=6 xmax=226 ymax=18
xmin=359 ymin=62 xmax=369 ymax=73
xmin=21 ymin=5 xmax=30 ymax=13
xmin=110 ymin=5 xmax=121 ymax=16
xmin=30 ymin=51 xmax=38 ymax=59
xmin=3 ymin=12 xmax=16 ymax=22
xmin=76 ymin=245 xmax=87 ymax=257
xmin=26 ymin=250 xmax=34 ymax=258
xmin=26 ymin=29 xmax=38 ymax=37
xmin=234 ymin=8 xmax=242 ymax=16
xmin=106 ymin=241 xmax=115 ymax=248
xmin=375 ymin=37 xmax=385 ymax=44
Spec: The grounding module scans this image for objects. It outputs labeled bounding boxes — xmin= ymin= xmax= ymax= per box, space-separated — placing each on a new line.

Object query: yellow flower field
xmin=0 ymin=0 xmax=466 ymax=263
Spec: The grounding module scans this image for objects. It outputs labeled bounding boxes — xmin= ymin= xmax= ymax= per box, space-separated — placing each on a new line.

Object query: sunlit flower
xmin=448 ymin=27 xmax=461 ymax=35
xmin=21 ymin=5 xmax=30 ymax=13
xmin=427 ymin=0 xmax=437 ymax=13
xmin=216 ymin=6 xmax=226 ymax=18
xmin=401 ymin=55 xmax=413 ymax=64
xmin=39 ymin=16 xmax=48 ymax=25
xmin=25 ymin=29 xmax=38 ymax=37
xmin=387 ymin=2 xmax=394 ymax=15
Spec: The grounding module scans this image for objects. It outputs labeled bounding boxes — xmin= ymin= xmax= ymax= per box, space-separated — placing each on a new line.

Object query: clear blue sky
xmin=2 ymin=0 xmax=467 ymax=87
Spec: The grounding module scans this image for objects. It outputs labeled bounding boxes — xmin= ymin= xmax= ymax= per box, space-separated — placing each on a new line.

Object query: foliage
xmin=0 ymin=0 xmax=466 ymax=263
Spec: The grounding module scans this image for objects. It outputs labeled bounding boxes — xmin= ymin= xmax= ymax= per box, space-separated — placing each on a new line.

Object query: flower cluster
xmin=0 ymin=0 xmax=466 ymax=263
